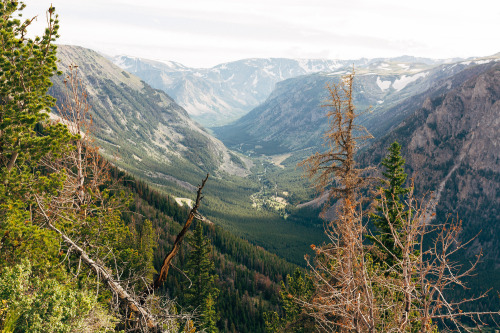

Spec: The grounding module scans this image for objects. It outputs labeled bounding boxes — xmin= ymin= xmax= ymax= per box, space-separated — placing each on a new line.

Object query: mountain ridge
xmin=213 ymin=56 xmax=500 ymax=155
xmin=51 ymin=45 xmax=250 ymax=185
xmin=358 ymin=63 xmax=500 ymax=261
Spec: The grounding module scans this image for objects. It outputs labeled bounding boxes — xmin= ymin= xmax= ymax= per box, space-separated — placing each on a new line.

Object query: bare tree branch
xmin=149 ymin=173 xmax=209 ymax=291
xmin=34 ymin=194 xmax=159 ymax=331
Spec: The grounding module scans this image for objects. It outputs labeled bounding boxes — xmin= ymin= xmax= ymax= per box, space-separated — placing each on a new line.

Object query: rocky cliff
xmin=359 ymin=63 xmax=500 ymax=261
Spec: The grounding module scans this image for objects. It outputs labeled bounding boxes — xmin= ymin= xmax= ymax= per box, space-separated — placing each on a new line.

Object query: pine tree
xmin=0 ymin=1 xmax=73 ymax=271
xmin=368 ymin=141 xmax=410 ymax=267
xmin=202 ymin=292 xmax=219 ymax=333
xmin=0 ymin=1 xmax=69 ymax=183
xmin=264 ymin=268 xmax=315 ymax=332
xmin=184 ymin=222 xmax=219 ymax=331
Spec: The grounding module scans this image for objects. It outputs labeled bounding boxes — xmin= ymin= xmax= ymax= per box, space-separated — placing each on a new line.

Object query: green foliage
xmin=202 ymin=293 xmax=219 ymax=333
xmin=0 ymin=0 xmax=70 ymax=268
xmin=265 ymin=268 xmax=315 ymax=333
xmin=0 ymin=2 xmax=75 ymax=279
xmin=184 ymin=222 xmax=219 ymax=332
xmin=0 ymin=1 xmax=71 ymax=184
xmin=0 ymin=260 xmax=116 ymax=333
xmin=137 ymin=219 xmax=157 ymax=280
xmin=368 ymin=141 xmax=411 ymax=267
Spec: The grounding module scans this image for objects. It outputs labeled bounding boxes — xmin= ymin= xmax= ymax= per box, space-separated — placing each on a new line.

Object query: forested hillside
xmin=50 ymin=45 xmax=329 ymax=267
xmin=112 ymin=168 xmax=300 ymax=332
xmin=1 ymin=2 xmax=499 ymax=332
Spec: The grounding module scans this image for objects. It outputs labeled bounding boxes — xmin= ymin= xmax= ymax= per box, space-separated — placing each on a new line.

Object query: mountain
xmin=111 ymin=55 xmax=462 ymax=128
xmin=50 ymin=45 xmax=250 ymax=187
xmin=214 ymin=56 xmax=500 ymax=155
xmin=111 ymin=56 xmax=365 ymax=126
xmin=359 ymin=62 xmax=500 ymax=262
xmin=50 ymin=45 xmax=328 ymax=267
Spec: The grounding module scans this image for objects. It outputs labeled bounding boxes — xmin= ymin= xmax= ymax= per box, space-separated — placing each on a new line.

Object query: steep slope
xmin=112 ymin=56 xmax=365 ymax=126
xmin=214 ymin=56 xmax=499 ymax=155
xmin=50 ymin=45 xmax=249 ymax=185
xmin=113 ymin=169 xmax=297 ymax=333
xmin=359 ymin=63 xmax=500 ymax=261
xmin=50 ymin=45 xmax=328 ymax=267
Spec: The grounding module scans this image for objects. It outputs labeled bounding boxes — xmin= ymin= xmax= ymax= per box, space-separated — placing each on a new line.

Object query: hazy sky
xmin=24 ymin=0 xmax=500 ymax=68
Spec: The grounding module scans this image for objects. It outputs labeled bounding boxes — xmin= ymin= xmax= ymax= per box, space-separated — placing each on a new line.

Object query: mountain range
xmin=214 ymin=56 xmax=500 ymax=155
xmin=51 ymin=45 xmax=500 ymax=271
xmin=111 ymin=56 xmax=355 ymax=126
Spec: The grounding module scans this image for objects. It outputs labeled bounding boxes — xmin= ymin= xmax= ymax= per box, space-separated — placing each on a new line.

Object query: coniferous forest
xmin=1 ymin=2 xmax=499 ymax=332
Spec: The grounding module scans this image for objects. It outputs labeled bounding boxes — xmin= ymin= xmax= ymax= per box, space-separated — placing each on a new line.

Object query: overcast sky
xmin=23 ymin=0 xmax=500 ymax=68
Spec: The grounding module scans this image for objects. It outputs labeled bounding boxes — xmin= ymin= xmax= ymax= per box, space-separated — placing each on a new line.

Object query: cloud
xmin=22 ymin=0 xmax=500 ymax=67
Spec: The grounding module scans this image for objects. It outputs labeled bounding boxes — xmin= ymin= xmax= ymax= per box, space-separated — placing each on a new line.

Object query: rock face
xmin=50 ymin=45 xmax=249 ymax=186
xmin=214 ymin=57 xmax=500 ymax=155
xmin=359 ymin=63 xmax=500 ymax=261
xmin=112 ymin=56 xmax=366 ymax=126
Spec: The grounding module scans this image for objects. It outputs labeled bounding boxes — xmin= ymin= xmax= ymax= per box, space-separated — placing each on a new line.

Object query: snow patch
xmin=392 ymin=72 xmax=428 ymax=91
xmin=113 ymin=56 xmax=129 ymax=69
xmin=376 ymin=77 xmax=391 ymax=91
xmin=326 ymin=71 xmax=347 ymax=76
xmin=224 ymin=73 xmax=235 ymax=82
xmin=473 ymin=59 xmax=494 ymax=65
xmin=378 ymin=63 xmax=390 ymax=70
xmin=252 ymin=75 xmax=259 ymax=88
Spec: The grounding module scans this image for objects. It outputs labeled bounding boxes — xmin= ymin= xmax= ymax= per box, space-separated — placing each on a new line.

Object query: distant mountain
xmin=50 ymin=45 xmax=329 ymax=267
xmin=359 ymin=62 xmax=500 ymax=261
xmin=112 ymin=56 xmax=369 ymax=126
xmin=50 ymin=45 xmax=249 ymax=187
xmin=111 ymin=55 xmax=464 ymax=127
xmin=214 ymin=56 xmax=500 ymax=155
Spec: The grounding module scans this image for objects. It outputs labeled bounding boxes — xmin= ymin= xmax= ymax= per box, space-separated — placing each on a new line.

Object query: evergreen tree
xmin=184 ymin=222 xmax=219 ymax=332
xmin=202 ymin=292 xmax=219 ymax=333
xmin=368 ymin=141 xmax=410 ymax=267
xmin=0 ymin=1 xmax=72 ymax=271
xmin=264 ymin=268 xmax=315 ymax=332
xmin=0 ymin=1 xmax=69 ymax=184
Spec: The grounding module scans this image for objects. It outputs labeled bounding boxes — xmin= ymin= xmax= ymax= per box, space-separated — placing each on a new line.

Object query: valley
xmin=49 ymin=45 xmax=500 ymax=330
xmin=50 ymin=46 xmax=500 ymax=270
xmin=3 ymin=2 xmax=499 ymax=331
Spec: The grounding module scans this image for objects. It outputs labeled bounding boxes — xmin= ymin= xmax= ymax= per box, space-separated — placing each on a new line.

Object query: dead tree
xmin=299 ymin=70 xmax=500 ymax=332
xmin=33 ymin=66 xmax=210 ymax=332
xmin=299 ymin=70 xmax=377 ymax=332
xmin=148 ymin=174 xmax=209 ymax=292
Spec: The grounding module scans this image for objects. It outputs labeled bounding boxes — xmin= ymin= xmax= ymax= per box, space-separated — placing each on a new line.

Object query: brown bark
xmin=150 ymin=174 xmax=209 ymax=291
xmin=6 ymin=151 xmax=18 ymax=172
xmin=34 ymin=195 xmax=159 ymax=330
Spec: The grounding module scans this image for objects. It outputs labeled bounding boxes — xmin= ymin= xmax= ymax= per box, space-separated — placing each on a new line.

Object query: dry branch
xmin=34 ymin=195 xmax=159 ymax=331
xmin=149 ymin=173 xmax=209 ymax=291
